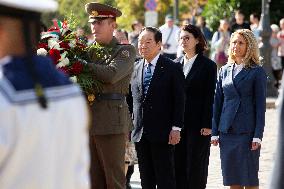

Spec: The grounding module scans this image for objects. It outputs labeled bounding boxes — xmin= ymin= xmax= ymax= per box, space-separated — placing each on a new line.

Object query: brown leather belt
xmin=96 ymin=93 xmax=125 ymax=100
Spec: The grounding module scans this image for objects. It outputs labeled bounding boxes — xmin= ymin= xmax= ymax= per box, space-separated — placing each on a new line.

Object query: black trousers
xmin=126 ymin=165 xmax=134 ymax=183
xmin=135 ymin=136 xmax=176 ymax=189
xmin=175 ymin=129 xmax=211 ymax=189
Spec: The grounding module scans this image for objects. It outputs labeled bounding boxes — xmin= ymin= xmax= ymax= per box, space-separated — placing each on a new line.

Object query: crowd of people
xmin=80 ymin=9 xmax=284 ymax=90
xmin=1 ymin=0 xmax=284 ymax=189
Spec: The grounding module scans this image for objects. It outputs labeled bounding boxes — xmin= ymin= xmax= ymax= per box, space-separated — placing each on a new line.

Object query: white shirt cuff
xmin=172 ymin=126 xmax=181 ymax=131
xmin=211 ymin=136 xmax=219 ymax=141
xmin=253 ymin=138 xmax=262 ymax=144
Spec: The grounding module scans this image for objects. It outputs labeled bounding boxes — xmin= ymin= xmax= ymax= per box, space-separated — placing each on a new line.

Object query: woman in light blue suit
xmin=211 ymin=29 xmax=267 ymax=189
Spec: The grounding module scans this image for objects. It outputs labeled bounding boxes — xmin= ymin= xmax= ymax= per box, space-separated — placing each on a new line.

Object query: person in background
xmin=211 ymin=19 xmax=231 ymax=71
xmin=250 ymin=13 xmax=261 ymax=42
xmin=114 ymin=29 xmax=129 ymax=44
xmin=196 ymin=16 xmax=212 ymax=43
xmin=231 ymin=10 xmax=250 ymax=33
xmin=189 ymin=9 xmax=197 ymax=25
xmin=76 ymin=27 xmax=88 ymax=44
xmin=129 ymin=20 xmax=143 ymax=55
xmin=270 ymin=24 xmax=282 ymax=89
xmin=159 ymin=14 xmax=180 ymax=60
xmin=0 ymin=0 xmax=90 ymax=189
xmin=174 ymin=24 xmax=217 ymax=189
xmin=277 ymin=18 xmax=284 ymax=71
xmin=196 ymin=16 xmax=212 ymax=57
xmin=85 ymin=2 xmax=136 ymax=189
xmin=211 ymin=29 xmax=266 ymax=189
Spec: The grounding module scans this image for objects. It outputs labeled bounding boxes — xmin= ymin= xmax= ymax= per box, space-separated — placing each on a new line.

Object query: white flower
xmin=69 ymin=39 xmax=76 ymax=48
xmin=60 ymin=51 xmax=68 ymax=59
xmin=48 ymin=39 xmax=62 ymax=50
xmin=70 ymin=76 xmax=77 ymax=83
xmin=56 ymin=57 xmax=70 ymax=68
xmin=37 ymin=48 xmax=48 ymax=56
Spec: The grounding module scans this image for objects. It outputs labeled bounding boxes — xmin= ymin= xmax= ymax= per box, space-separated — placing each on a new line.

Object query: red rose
xmin=58 ymin=66 xmax=70 ymax=75
xmin=49 ymin=49 xmax=61 ymax=64
xmin=38 ymin=43 xmax=48 ymax=50
xmin=59 ymin=42 xmax=70 ymax=50
xmin=70 ymin=61 xmax=83 ymax=75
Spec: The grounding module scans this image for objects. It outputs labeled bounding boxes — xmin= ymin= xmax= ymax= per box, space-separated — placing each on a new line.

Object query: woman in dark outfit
xmin=174 ymin=24 xmax=217 ymax=189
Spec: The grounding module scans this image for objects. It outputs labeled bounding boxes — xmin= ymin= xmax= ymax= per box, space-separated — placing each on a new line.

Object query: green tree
xmin=116 ymin=0 xmax=144 ymax=30
xmin=202 ymin=0 xmax=284 ymax=32
xmin=202 ymin=0 xmax=239 ymax=32
xmin=238 ymin=0 xmax=284 ymax=25
xmin=116 ymin=0 xmax=175 ymax=30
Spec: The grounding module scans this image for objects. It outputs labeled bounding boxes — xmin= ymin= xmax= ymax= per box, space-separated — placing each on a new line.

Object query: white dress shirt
xmin=233 ymin=63 xmax=244 ymax=78
xmin=183 ymin=54 xmax=198 ymax=77
xmin=143 ymin=53 xmax=160 ymax=75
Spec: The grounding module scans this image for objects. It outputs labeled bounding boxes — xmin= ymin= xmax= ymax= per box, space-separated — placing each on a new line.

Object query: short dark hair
xmin=235 ymin=9 xmax=245 ymax=16
xmin=251 ymin=13 xmax=260 ymax=21
xmin=116 ymin=28 xmax=128 ymax=39
xmin=140 ymin=26 xmax=162 ymax=43
xmin=181 ymin=24 xmax=208 ymax=54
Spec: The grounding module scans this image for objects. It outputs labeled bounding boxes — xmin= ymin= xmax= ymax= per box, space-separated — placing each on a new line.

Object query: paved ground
xmin=129 ymin=107 xmax=279 ymax=189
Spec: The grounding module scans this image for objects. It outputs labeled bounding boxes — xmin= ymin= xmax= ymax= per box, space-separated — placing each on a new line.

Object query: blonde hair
xmin=227 ymin=29 xmax=261 ymax=67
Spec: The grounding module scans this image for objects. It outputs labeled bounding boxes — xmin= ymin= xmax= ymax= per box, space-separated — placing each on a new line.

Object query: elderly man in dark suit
xmin=131 ymin=26 xmax=185 ymax=189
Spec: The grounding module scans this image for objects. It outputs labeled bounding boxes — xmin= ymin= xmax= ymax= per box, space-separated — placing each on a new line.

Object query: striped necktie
xmin=143 ymin=63 xmax=152 ymax=95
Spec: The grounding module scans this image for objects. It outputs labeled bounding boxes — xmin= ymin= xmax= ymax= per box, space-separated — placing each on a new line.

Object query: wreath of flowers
xmin=37 ymin=17 xmax=111 ymax=105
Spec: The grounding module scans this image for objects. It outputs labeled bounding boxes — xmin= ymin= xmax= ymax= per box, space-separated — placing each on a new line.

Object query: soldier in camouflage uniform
xmin=85 ymin=2 xmax=136 ymax=189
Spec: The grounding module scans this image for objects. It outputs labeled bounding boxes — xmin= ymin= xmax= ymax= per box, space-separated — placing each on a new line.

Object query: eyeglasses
xmin=179 ymin=36 xmax=191 ymax=41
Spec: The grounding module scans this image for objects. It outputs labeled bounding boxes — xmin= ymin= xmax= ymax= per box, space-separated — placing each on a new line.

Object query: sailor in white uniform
xmin=0 ymin=1 xmax=90 ymax=189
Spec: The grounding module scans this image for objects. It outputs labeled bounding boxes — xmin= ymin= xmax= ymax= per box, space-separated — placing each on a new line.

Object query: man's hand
xmin=210 ymin=139 xmax=219 ymax=146
xmin=251 ymin=142 xmax=261 ymax=151
xmin=168 ymin=130 xmax=181 ymax=145
xmin=200 ymin=128 xmax=212 ymax=136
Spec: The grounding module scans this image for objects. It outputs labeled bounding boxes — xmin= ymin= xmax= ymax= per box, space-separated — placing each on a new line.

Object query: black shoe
xmin=126 ymin=182 xmax=132 ymax=189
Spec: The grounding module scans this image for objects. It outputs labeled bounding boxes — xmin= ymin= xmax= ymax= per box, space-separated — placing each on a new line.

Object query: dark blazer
xmin=131 ymin=54 xmax=185 ymax=143
xmin=175 ymin=54 xmax=217 ymax=131
xmin=212 ymin=63 xmax=267 ymax=139
xmin=174 ymin=54 xmax=216 ymax=189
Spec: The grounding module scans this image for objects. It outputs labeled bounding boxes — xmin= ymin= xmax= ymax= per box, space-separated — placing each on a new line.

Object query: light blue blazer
xmin=211 ymin=63 xmax=267 ymax=139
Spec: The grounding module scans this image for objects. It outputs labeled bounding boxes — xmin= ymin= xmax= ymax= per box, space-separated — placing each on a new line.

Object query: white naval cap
xmin=0 ymin=0 xmax=58 ymax=12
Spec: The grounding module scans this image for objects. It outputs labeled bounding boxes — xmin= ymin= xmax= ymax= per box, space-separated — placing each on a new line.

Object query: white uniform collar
xmin=0 ymin=56 xmax=12 ymax=79
xmin=0 ymin=56 xmax=12 ymax=67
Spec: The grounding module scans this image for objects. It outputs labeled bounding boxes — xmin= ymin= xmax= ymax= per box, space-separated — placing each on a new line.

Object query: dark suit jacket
xmin=211 ymin=63 xmax=267 ymax=139
xmin=175 ymin=54 xmax=217 ymax=131
xmin=131 ymin=54 xmax=185 ymax=143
